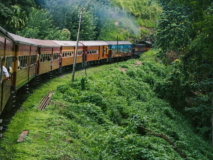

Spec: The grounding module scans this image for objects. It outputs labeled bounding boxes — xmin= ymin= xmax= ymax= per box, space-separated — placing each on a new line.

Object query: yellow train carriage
xmin=8 ymin=33 xmax=37 ymax=90
xmin=0 ymin=27 xmax=37 ymax=114
xmin=0 ymin=29 xmax=14 ymax=114
xmin=31 ymin=39 xmax=60 ymax=75
xmin=80 ymin=41 xmax=109 ymax=63
xmin=54 ymin=41 xmax=83 ymax=67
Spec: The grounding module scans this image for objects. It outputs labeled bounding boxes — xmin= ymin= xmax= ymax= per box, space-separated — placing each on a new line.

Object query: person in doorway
xmin=3 ymin=66 xmax=9 ymax=80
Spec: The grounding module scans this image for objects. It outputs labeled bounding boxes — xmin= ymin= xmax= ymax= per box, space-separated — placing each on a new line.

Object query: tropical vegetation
xmin=0 ymin=0 xmax=162 ymax=41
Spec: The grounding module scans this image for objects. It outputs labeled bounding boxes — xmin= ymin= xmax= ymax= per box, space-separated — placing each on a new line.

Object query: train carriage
xmin=54 ymin=41 xmax=83 ymax=67
xmin=7 ymin=34 xmax=38 ymax=90
xmin=80 ymin=41 xmax=109 ymax=63
xmin=0 ymin=27 xmax=37 ymax=114
xmin=133 ymin=41 xmax=152 ymax=57
xmin=121 ymin=42 xmax=133 ymax=57
xmin=31 ymin=39 xmax=61 ymax=75
xmin=0 ymin=27 xmax=14 ymax=115
xmin=106 ymin=41 xmax=133 ymax=58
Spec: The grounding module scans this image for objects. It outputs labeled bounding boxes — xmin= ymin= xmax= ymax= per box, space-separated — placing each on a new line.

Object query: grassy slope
xmin=111 ymin=0 xmax=162 ymax=36
xmin=0 ymin=50 xmax=213 ymax=160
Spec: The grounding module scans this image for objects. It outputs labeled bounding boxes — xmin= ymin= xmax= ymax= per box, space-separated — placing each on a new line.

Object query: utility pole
xmin=72 ymin=9 xmax=83 ymax=82
xmin=117 ymin=35 xmax=118 ymax=65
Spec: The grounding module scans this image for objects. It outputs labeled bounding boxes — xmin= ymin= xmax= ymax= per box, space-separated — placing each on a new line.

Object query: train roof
xmin=145 ymin=41 xmax=152 ymax=45
xmin=105 ymin=41 xmax=132 ymax=45
xmin=80 ymin=41 xmax=108 ymax=46
xmin=30 ymin=39 xmax=60 ymax=48
xmin=0 ymin=26 xmax=37 ymax=46
xmin=133 ymin=44 xmax=146 ymax=46
xmin=54 ymin=41 xmax=83 ymax=47
xmin=9 ymin=33 xmax=37 ymax=46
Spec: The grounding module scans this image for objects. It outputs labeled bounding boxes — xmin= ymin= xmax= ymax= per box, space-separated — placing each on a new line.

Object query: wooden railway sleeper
xmin=38 ymin=91 xmax=53 ymax=110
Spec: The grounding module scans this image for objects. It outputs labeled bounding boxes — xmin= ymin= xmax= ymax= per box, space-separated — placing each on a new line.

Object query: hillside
xmin=0 ymin=0 xmax=161 ymax=41
xmin=0 ymin=50 xmax=213 ymax=159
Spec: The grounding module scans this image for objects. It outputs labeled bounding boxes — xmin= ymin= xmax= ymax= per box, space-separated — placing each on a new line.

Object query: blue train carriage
xmin=120 ymin=41 xmax=133 ymax=57
xmin=105 ymin=41 xmax=133 ymax=59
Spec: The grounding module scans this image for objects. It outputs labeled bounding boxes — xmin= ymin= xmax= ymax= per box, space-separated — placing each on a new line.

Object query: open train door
xmin=0 ymin=56 xmax=10 ymax=115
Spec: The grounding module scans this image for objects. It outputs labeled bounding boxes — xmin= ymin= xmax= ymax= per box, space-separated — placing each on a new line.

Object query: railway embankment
xmin=0 ymin=50 xmax=213 ymax=159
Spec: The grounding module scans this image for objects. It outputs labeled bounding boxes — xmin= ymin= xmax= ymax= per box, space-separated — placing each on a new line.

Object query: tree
xmin=18 ymin=7 xmax=70 ymax=40
xmin=155 ymin=0 xmax=213 ymax=143
xmin=6 ymin=5 xmax=27 ymax=33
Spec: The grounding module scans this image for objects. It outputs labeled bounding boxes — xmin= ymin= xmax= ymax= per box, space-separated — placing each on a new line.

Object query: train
xmin=0 ymin=26 xmax=151 ymax=115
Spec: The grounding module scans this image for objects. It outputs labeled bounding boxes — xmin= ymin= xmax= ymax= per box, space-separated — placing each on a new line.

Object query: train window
xmin=40 ymin=55 xmax=42 ymax=62
xmin=5 ymin=56 xmax=13 ymax=69
xmin=48 ymin=54 xmax=51 ymax=61
xmin=31 ymin=55 xmax=36 ymax=65
xmin=20 ymin=56 xmax=23 ymax=67
xmin=23 ymin=56 xmax=26 ymax=67
xmin=43 ymin=54 xmax=45 ymax=62
xmin=18 ymin=56 xmax=29 ymax=68
xmin=78 ymin=51 xmax=82 ymax=55
xmin=24 ymin=56 xmax=27 ymax=66
xmin=53 ymin=54 xmax=59 ymax=60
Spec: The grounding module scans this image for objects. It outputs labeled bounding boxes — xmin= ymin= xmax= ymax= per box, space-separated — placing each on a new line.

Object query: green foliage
xmin=155 ymin=4 xmax=190 ymax=53
xmin=0 ymin=0 xmax=162 ymax=41
xmin=17 ymin=8 xmax=69 ymax=40
xmin=155 ymin=0 xmax=213 ymax=141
